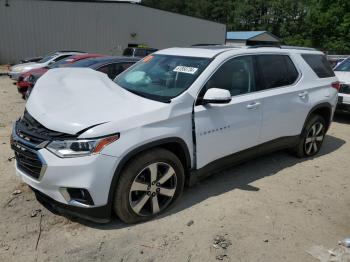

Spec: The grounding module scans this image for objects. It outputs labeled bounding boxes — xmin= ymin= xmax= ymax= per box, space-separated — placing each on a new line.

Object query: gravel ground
xmin=0 ymin=75 xmax=349 ymax=262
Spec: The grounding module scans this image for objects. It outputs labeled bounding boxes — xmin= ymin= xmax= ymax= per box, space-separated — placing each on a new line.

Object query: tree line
xmin=142 ymin=0 xmax=350 ymax=54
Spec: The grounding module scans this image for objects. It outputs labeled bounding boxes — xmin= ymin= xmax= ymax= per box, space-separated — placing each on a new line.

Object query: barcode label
xmin=173 ymin=66 xmax=198 ymax=75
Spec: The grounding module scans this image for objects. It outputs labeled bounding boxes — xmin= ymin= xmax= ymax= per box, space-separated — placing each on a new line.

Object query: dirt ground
xmin=0 ymin=75 xmax=349 ymax=262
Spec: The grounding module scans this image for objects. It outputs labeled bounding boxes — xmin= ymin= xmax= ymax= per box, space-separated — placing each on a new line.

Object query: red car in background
xmin=16 ymin=53 xmax=105 ymax=97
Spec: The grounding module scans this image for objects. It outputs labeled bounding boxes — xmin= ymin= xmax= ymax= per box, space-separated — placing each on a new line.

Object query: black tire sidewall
xmin=113 ymin=148 xmax=185 ymax=224
xmin=297 ymin=114 xmax=326 ymax=157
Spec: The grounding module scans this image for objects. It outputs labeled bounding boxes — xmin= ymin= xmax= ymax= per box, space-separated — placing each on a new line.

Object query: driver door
xmin=194 ymin=55 xmax=263 ymax=168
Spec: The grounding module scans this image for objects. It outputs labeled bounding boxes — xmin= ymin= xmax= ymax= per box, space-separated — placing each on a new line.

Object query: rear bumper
xmin=336 ymin=93 xmax=350 ymax=112
xmin=31 ymin=187 xmax=111 ymax=223
xmin=336 ymin=103 xmax=350 ymax=112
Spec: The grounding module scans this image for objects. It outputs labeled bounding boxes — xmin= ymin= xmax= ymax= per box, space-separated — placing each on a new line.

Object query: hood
xmin=26 ymin=68 xmax=167 ymax=135
xmin=335 ymin=71 xmax=350 ymax=84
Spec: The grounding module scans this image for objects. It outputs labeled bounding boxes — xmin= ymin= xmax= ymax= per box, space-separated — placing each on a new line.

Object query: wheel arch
xmin=303 ymin=102 xmax=333 ymax=132
xmin=106 ymin=137 xmax=192 ymax=211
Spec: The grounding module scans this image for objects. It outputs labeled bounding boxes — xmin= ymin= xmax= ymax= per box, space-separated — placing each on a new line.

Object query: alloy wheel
xmin=129 ymin=162 xmax=177 ymax=216
xmin=304 ymin=122 xmax=325 ymax=156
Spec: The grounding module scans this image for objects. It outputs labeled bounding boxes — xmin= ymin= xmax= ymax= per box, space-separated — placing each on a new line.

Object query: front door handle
xmin=246 ymin=102 xmax=261 ymax=110
xmin=298 ymin=91 xmax=308 ymax=98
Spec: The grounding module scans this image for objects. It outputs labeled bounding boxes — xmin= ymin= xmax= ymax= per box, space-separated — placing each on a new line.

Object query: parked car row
xmin=9 ymin=44 xmax=342 ymax=224
xmin=9 ymin=51 xmax=85 ymax=80
xmin=17 ymin=53 xmax=106 ymax=98
xmin=9 ymin=47 xmax=158 ymax=99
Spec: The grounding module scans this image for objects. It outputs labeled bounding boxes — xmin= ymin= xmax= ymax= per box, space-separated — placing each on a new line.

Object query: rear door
xmin=194 ymin=55 xmax=263 ymax=168
xmin=256 ymin=54 xmax=309 ymax=143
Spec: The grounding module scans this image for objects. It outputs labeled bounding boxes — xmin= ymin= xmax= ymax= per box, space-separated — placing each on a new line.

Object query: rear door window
xmin=301 ymin=54 xmax=335 ymax=78
xmin=256 ymin=55 xmax=299 ymax=90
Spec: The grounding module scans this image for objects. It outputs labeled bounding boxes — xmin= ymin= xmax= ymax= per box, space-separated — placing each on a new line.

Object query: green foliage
xmin=142 ymin=0 xmax=350 ymax=54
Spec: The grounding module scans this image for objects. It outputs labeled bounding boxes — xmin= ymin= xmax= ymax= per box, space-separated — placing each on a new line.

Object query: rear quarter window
xmin=301 ymin=54 xmax=335 ymax=78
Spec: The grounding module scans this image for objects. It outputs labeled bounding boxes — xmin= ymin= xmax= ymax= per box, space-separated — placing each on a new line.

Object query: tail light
xmin=331 ymin=81 xmax=340 ymax=91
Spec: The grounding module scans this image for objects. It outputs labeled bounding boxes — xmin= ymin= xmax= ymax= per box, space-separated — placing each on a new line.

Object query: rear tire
xmin=113 ymin=148 xmax=185 ymax=224
xmin=292 ymin=114 xmax=326 ymax=158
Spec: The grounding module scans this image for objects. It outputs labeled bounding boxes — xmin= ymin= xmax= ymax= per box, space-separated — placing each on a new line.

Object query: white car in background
xmin=334 ymin=58 xmax=350 ymax=113
xmin=8 ymin=51 xmax=85 ymax=80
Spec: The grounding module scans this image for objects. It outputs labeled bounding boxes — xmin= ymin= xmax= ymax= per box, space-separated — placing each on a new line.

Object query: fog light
xmin=61 ymin=188 xmax=94 ymax=205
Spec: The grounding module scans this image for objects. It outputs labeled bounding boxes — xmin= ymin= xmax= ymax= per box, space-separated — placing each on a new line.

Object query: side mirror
xmin=202 ymin=88 xmax=232 ymax=104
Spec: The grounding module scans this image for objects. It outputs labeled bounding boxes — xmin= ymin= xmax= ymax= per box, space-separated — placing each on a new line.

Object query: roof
xmin=156 ymin=46 xmax=322 ymax=58
xmin=226 ymin=31 xmax=280 ymax=42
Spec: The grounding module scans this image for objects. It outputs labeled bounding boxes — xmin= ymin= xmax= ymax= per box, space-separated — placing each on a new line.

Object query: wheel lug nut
xmin=147 ymin=191 xmax=151 ymax=196
xmin=156 ymin=183 xmax=160 ymax=186
xmin=156 ymin=188 xmax=160 ymax=192
xmin=152 ymin=192 xmax=156 ymax=196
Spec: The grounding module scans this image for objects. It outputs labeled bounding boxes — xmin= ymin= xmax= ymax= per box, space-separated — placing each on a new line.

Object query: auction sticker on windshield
xmin=142 ymin=55 xmax=154 ymax=63
xmin=173 ymin=66 xmax=198 ymax=74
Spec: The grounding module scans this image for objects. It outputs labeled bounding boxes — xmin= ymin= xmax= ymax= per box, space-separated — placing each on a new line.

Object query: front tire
xmin=293 ymin=114 xmax=326 ymax=158
xmin=113 ymin=148 xmax=185 ymax=224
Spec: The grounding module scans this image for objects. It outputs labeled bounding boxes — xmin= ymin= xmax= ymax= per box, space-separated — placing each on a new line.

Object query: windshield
xmin=38 ymin=54 xmax=55 ymax=63
xmin=114 ymin=55 xmax=210 ymax=102
xmin=47 ymin=56 xmax=75 ymax=69
xmin=334 ymin=58 xmax=350 ymax=72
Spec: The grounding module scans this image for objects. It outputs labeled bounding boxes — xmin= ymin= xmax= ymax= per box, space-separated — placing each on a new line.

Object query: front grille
xmin=17 ymin=111 xmax=75 ymax=143
xmin=339 ymin=84 xmax=350 ymax=94
xmin=12 ymin=111 xmax=77 ymax=179
xmin=12 ymin=142 xmax=43 ymax=179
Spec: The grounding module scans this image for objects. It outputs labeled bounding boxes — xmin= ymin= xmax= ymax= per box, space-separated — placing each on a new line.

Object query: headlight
xmin=46 ymin=134 xmax=119 ymax=158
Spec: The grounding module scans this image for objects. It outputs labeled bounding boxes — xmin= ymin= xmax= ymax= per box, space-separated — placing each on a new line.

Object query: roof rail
xmin=247 ymin=45 xmax=281 ymax=49
xmin=191 ymin=44 xmax=223 ymax=47
xmin=247 ymin=45 xmax=316 ymax=51
xmin=280 ymin=45 xmax=316 ymax=51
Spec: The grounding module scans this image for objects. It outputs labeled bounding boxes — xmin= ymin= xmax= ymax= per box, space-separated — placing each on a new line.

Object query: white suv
xmin=11 ymin=46 xmax=338 ymax=223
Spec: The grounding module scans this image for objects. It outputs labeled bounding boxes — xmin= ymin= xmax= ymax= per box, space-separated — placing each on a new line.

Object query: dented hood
xmin=26 ymin=68 xmax=166 ymax=135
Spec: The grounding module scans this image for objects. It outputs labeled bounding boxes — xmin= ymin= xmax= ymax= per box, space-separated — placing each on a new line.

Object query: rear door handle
xmin=246 ymin=102 xmax=261 ymax=110
xmin=298 ymin=91 xmax=308 ymax=98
